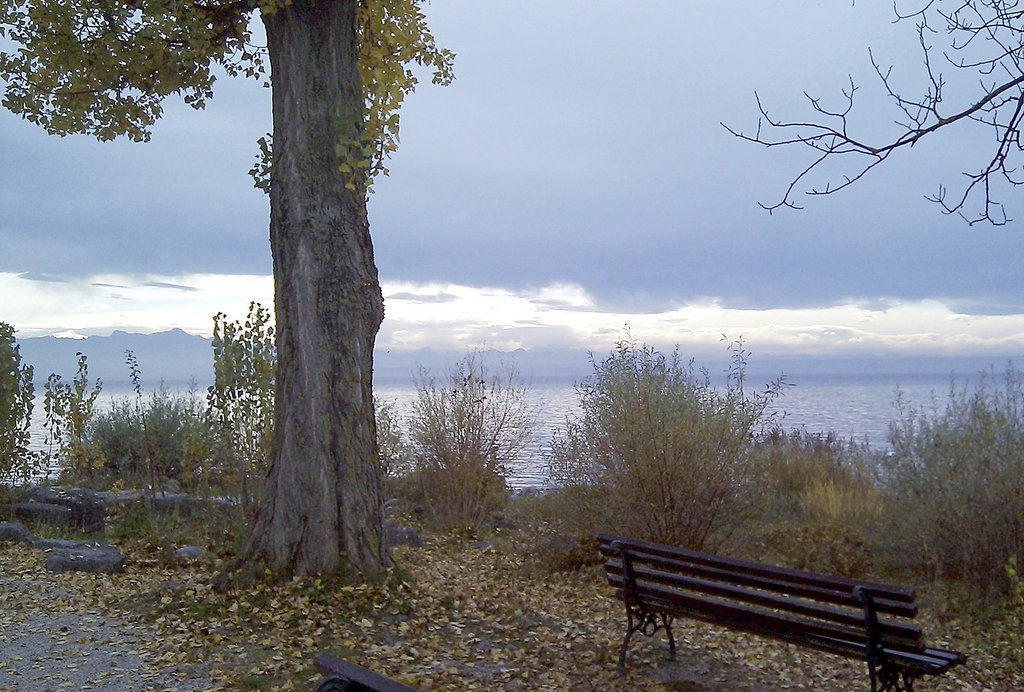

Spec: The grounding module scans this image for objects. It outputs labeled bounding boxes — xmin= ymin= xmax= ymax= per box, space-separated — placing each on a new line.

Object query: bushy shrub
xmin=758 ymin=521 xmax=875 ymax=577
xmin=85 ymin=383 xmax=224 ymax=492
xmin=880 ymin=364 xmax=1024 ymax=597
xmin=0 ymin=322 xmax=39 ymax=484
xmin=405 ymin=352 xmax=534 ymax=529
xmin=375 ymin=397 xmax=411 ymax=480
xmin=548 ymin=338 xmax=784 ymax=551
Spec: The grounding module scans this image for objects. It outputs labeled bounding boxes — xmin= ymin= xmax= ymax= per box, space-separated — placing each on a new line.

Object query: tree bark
xmin=238 ymin=0 xmax=391 ymax=577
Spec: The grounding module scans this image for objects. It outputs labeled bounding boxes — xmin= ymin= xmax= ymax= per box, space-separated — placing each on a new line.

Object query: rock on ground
xmin=0 ymin=521 xmax=34 ymax=544
xmin=20 ymin=486 xmax=107 ymax=532
xmin=33 ymin=539 xmax=125 ymax=574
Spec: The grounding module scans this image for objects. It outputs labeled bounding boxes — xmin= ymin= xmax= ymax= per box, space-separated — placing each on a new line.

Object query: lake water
xmin=24 ymin=355 xmax=1017 ymax=489
xmin=375 ymin=370 xmax=964 ymax=488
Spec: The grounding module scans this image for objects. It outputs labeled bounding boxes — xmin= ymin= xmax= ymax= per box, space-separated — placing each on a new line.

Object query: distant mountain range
xmin=15 ymin=330 xmax=596 ymax=388
xmin=17 ymin=329 xmax=214 ymax=386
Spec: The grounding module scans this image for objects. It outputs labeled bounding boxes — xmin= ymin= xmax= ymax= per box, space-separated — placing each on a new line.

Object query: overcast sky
xmin=2 ymin=1 xmax=1023 ymax=358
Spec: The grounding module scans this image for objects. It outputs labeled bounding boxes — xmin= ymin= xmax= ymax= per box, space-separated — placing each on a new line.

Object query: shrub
xmin=758 ymin=521 xmax=875 ymax=577
xmin=755 ymin=428 xmax=877 ymax=524
xmin=548 ymin=337 xmax=784 ymax=551
xmin=0 ymin=322 xmax=39 ymax=484
xmin=85 ymin=382 xmax=224 ymax=492
xmin=405 ymin=352 xmax=534 ymax=529
xmin=879 ymin=364 xmax=1024 ymax=597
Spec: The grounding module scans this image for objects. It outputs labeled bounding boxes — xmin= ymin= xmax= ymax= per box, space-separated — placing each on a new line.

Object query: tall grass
xmin=751 ymin=429 xmax=879 ymax=576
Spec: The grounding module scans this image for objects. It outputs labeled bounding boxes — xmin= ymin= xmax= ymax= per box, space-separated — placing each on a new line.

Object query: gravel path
xmin=0 ymin=548 xmax=213 ymax=692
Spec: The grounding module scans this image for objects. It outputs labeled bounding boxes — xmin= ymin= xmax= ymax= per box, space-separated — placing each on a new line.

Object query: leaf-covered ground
xmin=1 ymin=521 xmax=1022 ymax=691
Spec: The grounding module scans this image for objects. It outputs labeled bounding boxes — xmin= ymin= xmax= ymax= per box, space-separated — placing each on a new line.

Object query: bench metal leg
xmin=617 ymin=601 xmax=676 ymax=668
xmin=315 ymin=677 xmax=357 ymax=692
xmin=875 ymin=667 xmax=915 ymax=692
xmin=857 ymin=587 xmax=917 ymax=692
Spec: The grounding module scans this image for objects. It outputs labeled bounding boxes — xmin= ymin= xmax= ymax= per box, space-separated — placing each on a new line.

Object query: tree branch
xmin=726 ymin=0 xmax=1024 ymax=225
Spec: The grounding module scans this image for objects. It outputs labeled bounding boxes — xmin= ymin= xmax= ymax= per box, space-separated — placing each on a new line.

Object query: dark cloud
xmin=17 ymin=272 xmax=66 ymax=283
xmin=0 ymin=74 xmax=271 ymax=278
xmin=2 ymin=0 xmax=1023 ymax=319
xmin=143 ymin=281 xmax=200 ymax=292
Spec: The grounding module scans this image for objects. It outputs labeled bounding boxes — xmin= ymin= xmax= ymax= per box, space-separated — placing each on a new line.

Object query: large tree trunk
xmin=239 ymin=0 xmax=391 ymax=577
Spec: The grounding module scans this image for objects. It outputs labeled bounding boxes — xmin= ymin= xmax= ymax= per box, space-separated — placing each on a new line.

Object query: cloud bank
xmin=4 ymin=272 xmax=1022 ymax=358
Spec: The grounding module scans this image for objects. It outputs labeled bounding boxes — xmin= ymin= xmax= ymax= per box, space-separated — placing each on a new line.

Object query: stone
xmin=174 ymin=545 xmax=204 ymax=562
xmin=146 ymin=493 xmax=196 ymax=515
xmin=2 ymin=501 xmax=73 ymax=526
xmin=146 ymin=493 xmax=235 ymax=516
xmin=0 ymin=521 xmax=35 ymax=544
xmin=20 ymin=486 xmax=107 ymax=532
xmin=384 ymin=521 xmax=423 ymax=548
xmin=36 ymin=539 xmax=125 ymax=574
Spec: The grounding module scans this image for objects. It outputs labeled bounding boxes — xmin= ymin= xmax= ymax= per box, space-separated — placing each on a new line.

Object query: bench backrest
xmin=598 ymin=533 xmax=926 ymax=659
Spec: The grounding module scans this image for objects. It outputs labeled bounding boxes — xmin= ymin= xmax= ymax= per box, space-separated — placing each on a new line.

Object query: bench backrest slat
xmin=598 ymin=533 xmax=917 ymax=614
xmin=603 ymin=548 xmax=918 ymax=618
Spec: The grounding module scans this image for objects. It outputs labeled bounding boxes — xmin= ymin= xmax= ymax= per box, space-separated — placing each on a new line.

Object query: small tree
xmin=549 ymin=338 xmax=785 ymax=551
xmin=0 ymin=322 xmax=38 ymax=484
xmin=407 ymin=352 xmax=534 ymax=529
xmin=208 ymin=303 xmax=276 ymax=510
xmin=43 ymin=352 xmax=103 ymax=481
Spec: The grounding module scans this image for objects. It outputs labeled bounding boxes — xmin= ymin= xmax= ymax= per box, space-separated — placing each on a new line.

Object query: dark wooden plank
xmin=315 ymin=653 xmax=418 ymax=692
xmin=604 ymin=551 xmax=918 ymax=618
xmin=605 ymin=566 xmax=923 ymax=648
xmin=598 ymin=533 xmax=916 ymax=606
xmin=919 ymin=647 xmax=967 ymax=667
xmin=619 ymin=581 xmax=872 ymax=648
xmin=790 ymin=634 xmax=962 ymax=674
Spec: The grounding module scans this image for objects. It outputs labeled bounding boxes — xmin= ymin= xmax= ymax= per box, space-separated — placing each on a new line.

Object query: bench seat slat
xmin=606 ymin=566 xmax=923 ymax=647
xmin=617 ymin=582 xmax=876 ymax=652
xmin=808 ymin=635 xmax=965 ymax=674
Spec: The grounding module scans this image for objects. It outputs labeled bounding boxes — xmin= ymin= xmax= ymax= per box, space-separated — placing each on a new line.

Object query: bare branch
xmin=730 ymin=0 xmax=1024 ymax=224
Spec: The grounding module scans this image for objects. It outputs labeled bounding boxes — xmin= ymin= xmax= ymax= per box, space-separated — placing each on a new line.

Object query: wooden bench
xmin=598 ymin=533 xmax=965 ymax=692
xmin=314 ymin=653 xmax=417 ymax=692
